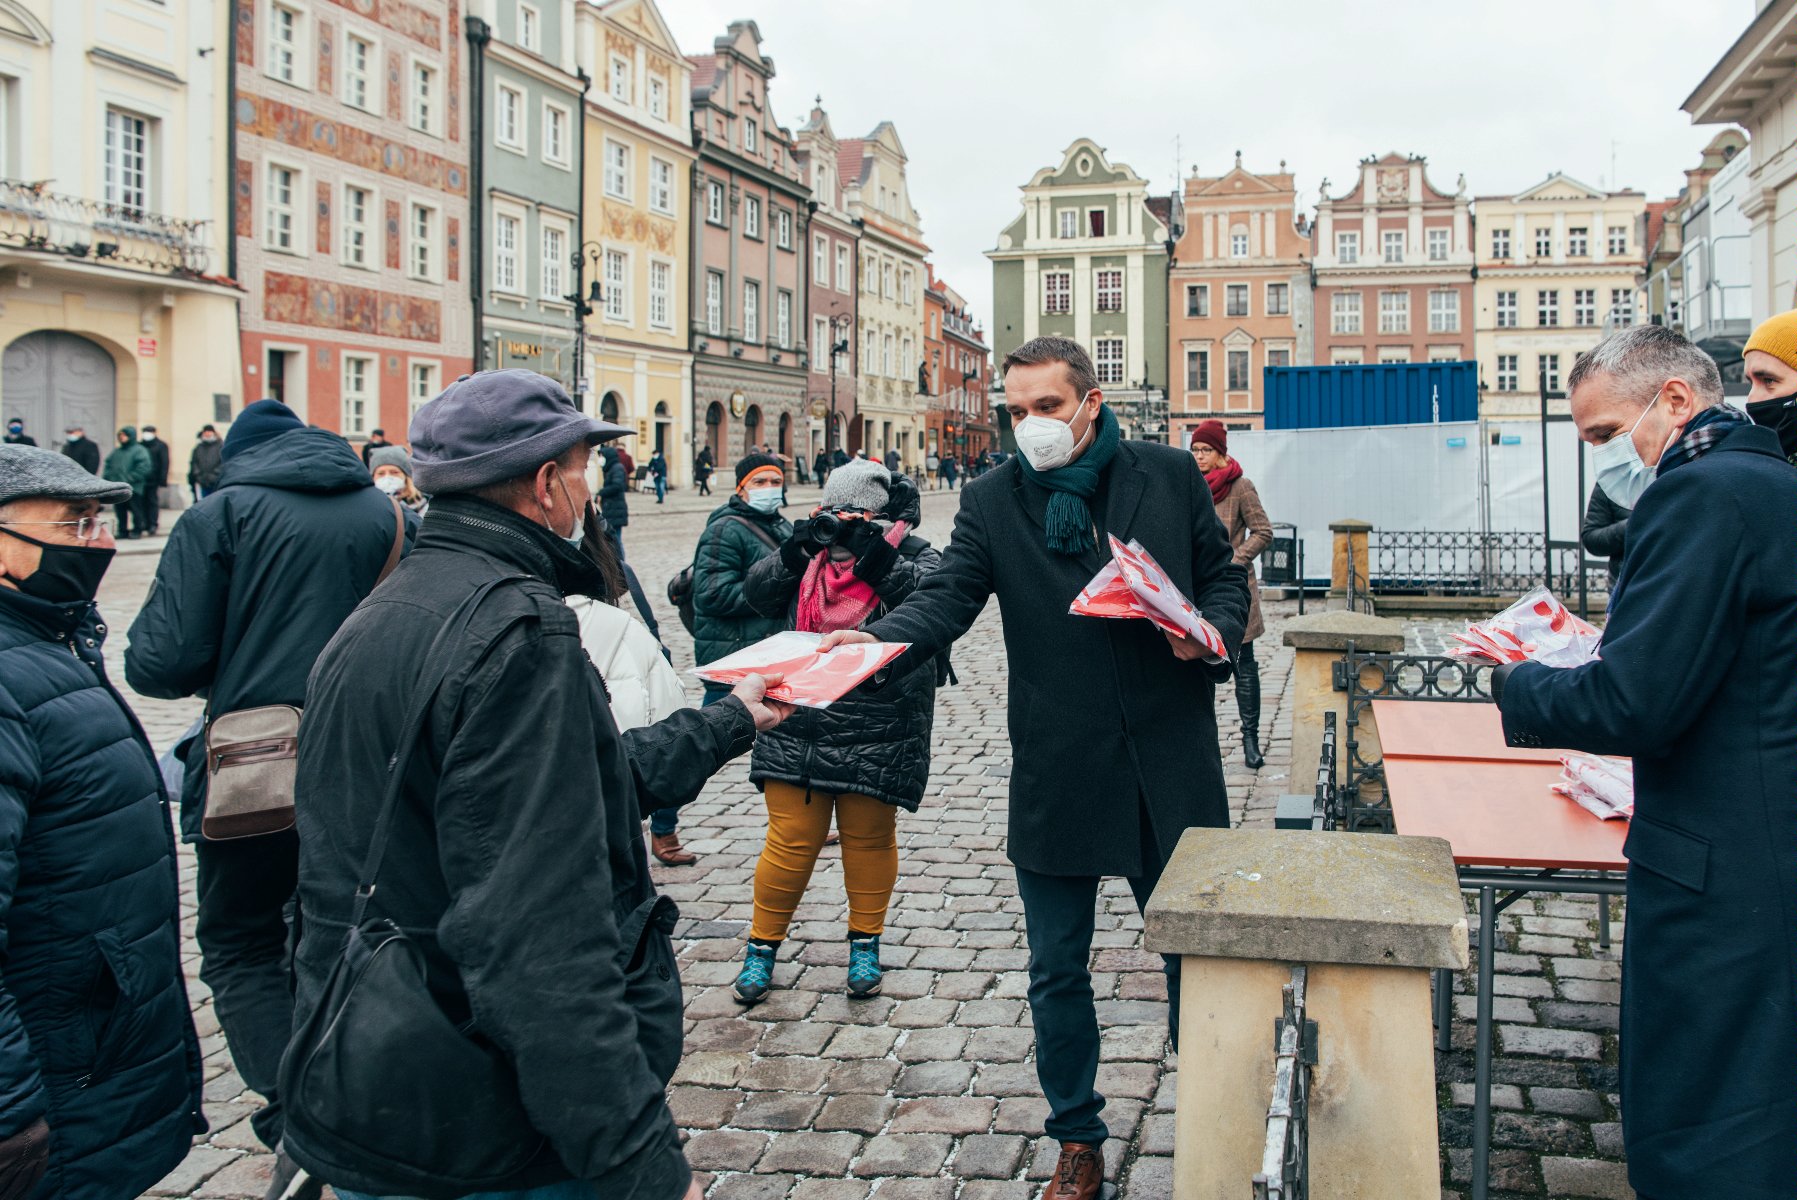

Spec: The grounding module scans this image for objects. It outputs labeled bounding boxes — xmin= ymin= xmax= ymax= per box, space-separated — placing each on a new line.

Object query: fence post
xmin=1328 ymin=519 xmax=1372 ymax=599
xmin=1144 ymin=828 xmax=1469 ymax=1199
xmin=1282 ymin=612 xmax=1406 ymax=794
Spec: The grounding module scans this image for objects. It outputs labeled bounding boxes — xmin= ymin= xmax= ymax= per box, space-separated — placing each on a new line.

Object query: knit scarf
xmin=1205 ymin=459 xmax=1243 ymax=504
xmin=1657 ymin=403 xmax=1752 ymax=479
xmin=796 ymin=521 xmax=908 ymax=634
xmin=1016 ymin=404 xmax=1122 ymax=556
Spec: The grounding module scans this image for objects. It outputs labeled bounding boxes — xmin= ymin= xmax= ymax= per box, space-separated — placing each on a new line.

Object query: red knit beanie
xmin=1191 ymin=420 xmax=1227 ymax=454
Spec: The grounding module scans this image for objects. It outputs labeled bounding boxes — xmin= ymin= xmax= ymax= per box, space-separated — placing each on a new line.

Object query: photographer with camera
xmin=730 ymin=459 xmax=943 ymax=1004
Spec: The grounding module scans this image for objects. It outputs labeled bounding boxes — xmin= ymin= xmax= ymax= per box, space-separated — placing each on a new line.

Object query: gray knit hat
xmin=822 ymin=457 xmax=891 ymax=513
xmin=0 ymin=444 xmax=130 ymax=505
xmin=368 ymin=444 xmax=414 ymax=477
xmin=409 ymin=369 xmax=630 ymax=494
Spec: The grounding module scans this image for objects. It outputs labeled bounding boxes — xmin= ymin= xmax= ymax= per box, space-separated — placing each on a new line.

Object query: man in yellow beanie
xmin=1743 ymin=309 xmax=1797 ymax=459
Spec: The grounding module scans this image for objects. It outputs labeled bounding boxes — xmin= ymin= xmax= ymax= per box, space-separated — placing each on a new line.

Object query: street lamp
xmin=826 ymin=309 xmax=852 ymax=453
xmin=566 ymin=241 xmax=605 ymax=405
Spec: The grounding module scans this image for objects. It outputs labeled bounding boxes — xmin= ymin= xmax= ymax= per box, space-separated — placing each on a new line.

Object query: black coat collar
xmin=0 ymin=585 xmax=93 ymax=643
xmin=415 ymin=494 xmax=566 ymax=585
xmin=1008 ymin=442 xmax=1147 ymax=556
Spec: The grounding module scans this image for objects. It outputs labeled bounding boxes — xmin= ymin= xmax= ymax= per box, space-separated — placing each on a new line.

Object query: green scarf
xmin=1015 ymin=404 xmax=1122 ymax=556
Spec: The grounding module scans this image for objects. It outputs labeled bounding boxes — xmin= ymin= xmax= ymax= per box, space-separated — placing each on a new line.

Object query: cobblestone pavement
xmin=94 ymin=489 xmax=1625 ymax=1199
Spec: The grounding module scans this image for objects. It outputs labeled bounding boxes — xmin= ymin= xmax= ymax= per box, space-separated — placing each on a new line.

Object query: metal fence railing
xmin=1366 ymin=530 xmax=1605 ymax=600
xmin=0 ymin=180 xmax=211 ymax=276
xmin=1253 ymin=964 xmax=1316 ymax=1200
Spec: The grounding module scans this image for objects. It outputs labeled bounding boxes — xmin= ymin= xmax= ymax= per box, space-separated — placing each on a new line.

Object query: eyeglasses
xmin=0 ymin=516 xmax=111 ymax=542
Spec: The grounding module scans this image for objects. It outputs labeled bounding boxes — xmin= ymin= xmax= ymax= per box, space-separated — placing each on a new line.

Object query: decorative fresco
xmin=263 ymin=272 xmax=441 ymax=343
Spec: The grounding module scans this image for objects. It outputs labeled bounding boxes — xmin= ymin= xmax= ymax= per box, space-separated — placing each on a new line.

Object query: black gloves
xmin=780 ymin=520 xmax=819 ymax=574
xmin=845 ymin=521 xmax=899 ymax=583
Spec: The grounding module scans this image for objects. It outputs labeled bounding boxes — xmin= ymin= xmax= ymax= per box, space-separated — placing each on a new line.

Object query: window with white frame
xmin=862 ymin=254 xmax=875 ymax=293
xmin=410 ymin=61 xmax=438 ymax=134
xmin=1428 ymin=289 xmax=1459 ymax=333
xmin=268 ymin=4 xmax=303 ymax=85
xmin=103 ymin=108 xmax=150 ymax=212
xmin=901 ymin=268 xmax=914 ymax=305
xmin=1043 ymin=270 xmax=1071 ymax=315
xmin=610 ymin=55 xmax=629 ymax=103
xmin=1538 ymin=289 xmax=1560 ymax=326
xmin=543 ymin=103 xmax=569 ymax=167
xmin=743 ymin=280 xmax=759 ymax=341
xmin=1383 ymin=230 xmax=1405 ymax=264
xmin=706 ymin=181 xmax=724 ymax=224
xmin=541 ymin=223 xmax=565 ymax=300
xmin=649 ymin=259 xmax=672 ymax=329
xmin=1492 ymin=228 xmax=1511 ymax=259
xmin=1378 ymin=290 xmax=1409 ymax=334
xmin=1573 ymin=288 xmax=1597 ymax=327
xmin=1095 ymin=269 xmax=1122 ymax=312
xmin=776 ymin=290 xmax=791 ymax=347
xmin=1093 ymin=337 xmax=1124 ymax=385
xmin=342 ymin=354 xmax=373 ymax=437
xmin=1608 ymin=225 xmax=1627 ymax=256
xmin=1185 ymin=349 xmax=1209 ymax=391
xmin=743 ymin=118 xmax=758 ymax=154
xmin=1610 ymin=288 xmax=1635 ymax=326
xmin=1336 ymin=230 xmax=1358 ymax=264
xmin=777 ymin=208 xmax=792 ymax=250
xmin=1427 ymin=228 xmax=1449 ymax=262
xmin=1223 ymin=283 xmax=1247 ymax=317
xmin=604 ymin=141 xmax=630 ymax=200
xmin=649 ymin=158 xmax=673 ymax=215
xmin=493 ymin=212 xmax=519 ymax=292
xmin=882 ymin=333 xmax=893 ymax=376
xmin=705 ymin=271 xmax=722 ymax=335
xmin=1230 ymin=230 xmax=1249 ymax=258
xmin=901 ymin=336 xmax=913 ymax=379
xmin=1332 ymin=291 xmax=1362 ymax=334
xmin=835 ymin=244 xmax=850 ymax=291
xmin=1267 ymin=347 xmax=1291 ymax=368
xmin=1058 ymin=210 xmax=1077 ymax=239
xmin=1227 ymin=349 xmax=1250 ymax=390
xmin=863 ymin=329 xmax=876 ymax=375
xmin=342 ymin=184 xmax=373 ymax=267
xmin=1534 ymin=227 xmax=1552 ymax=257
xmin=881 ymin=260 xmax=892 ymax=298
xmin=1186 ymin=284 xmax=1209 ymax=318
xmin=1496 ymin=354 xmax=1518 ymax=392
xmin=344 ymin=33 xmax=376 ymax=111
xmin=1266 ymin=282 xmax=1290 ymax=315
xmin=1379 ymin=346 xmax=1411 ymax=363
xmin=1428 ymin=345 xmax=1460 ymax=362
xmin=1540 ymin=353 xmax=1561 ymax=393
xmin=496 ymin=84 xmax=524 ymax=151
xmin=264 ymin=163 xmax=298 ymax=252
xmin=744 ymin=195 xmax=761 ymax=238
xmin=602 ymin=249 xmax=627 ymax=320
xmin=518 ymin=4 xmax=539 ymax=51
xmin=1496 ymin=290 xmax=1518 ymax=328
xmin=1332 ymin=347 xmax=1364 ymax=364
xmin=813 ymin=316 xmax=829 ymax=371
xmin=409 ymin=202 xmax=437 ymax=280
xmin=1568 ymin=227 xmax=1589 ymax=257
xmin=812 ymin=234 xmax=828 ymax=283
xmin=409 ymin=362 xmax=438 ymax=415
xmin=648 ymin=75 xmax=667 ymax=120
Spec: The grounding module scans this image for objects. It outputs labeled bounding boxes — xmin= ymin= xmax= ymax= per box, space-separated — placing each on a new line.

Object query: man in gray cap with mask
xmin=288 ymin=370 xmax=789 ymax=1200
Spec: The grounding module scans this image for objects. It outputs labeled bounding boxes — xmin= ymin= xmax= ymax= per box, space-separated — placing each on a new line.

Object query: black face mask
xmin=0 ymin=526 xmax=115 ymax=604
xmin=1745 ymin=390 xmax=1797 ymax=460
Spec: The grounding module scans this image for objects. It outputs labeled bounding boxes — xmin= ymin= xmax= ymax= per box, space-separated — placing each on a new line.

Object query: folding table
xmin=1373 ymin=701 xmax=1629 ymax=1200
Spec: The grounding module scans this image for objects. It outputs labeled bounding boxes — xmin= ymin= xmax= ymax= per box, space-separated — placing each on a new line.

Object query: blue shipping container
xmin=1262 ymin=360 xmax=1479 ymax=430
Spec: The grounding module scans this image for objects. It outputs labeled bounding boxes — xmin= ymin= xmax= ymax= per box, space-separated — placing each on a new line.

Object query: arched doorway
xmin=777 ymin=412 xmax=791 ymax=461
xmin=744 ymin=404 xmax=762 ymax=456
xmin=3 ymin=331 xmax=116 ymax=448
xmin=653 ymin=401 xmax=670 ymax=458
xmin=600 ymin=391 xmax=622 ymax=423
xmin=705 ymin=401 xmax=724 ymax=464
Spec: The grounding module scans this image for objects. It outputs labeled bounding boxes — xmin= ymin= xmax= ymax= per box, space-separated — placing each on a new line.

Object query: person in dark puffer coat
xmin=0 ymin=445 xmax=205 ymax=1199
xmin=730 ymin=459 xmax=942 ymax=1005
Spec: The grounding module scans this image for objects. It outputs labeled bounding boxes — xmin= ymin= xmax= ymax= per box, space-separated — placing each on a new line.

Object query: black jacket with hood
xmin=124 ymin=425 xmax=413 ymax=840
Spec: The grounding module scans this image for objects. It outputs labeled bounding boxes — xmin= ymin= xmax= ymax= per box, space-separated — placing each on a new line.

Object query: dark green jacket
xmin=691 ymin=498 xmax=791 ymax=665
xmin=101 ymin=428 xmax=151 ymax=496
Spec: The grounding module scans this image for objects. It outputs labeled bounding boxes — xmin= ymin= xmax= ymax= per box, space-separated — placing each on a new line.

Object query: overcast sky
xmin=663 ymin=0 xmax=1753 ymax=333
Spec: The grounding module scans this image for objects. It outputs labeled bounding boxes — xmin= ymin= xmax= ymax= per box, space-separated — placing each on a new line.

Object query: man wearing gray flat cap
xmin=0 ymin=446 xmax=205 ymax=1199
xmin=288 ymin=370 xmax=791 ymax=1200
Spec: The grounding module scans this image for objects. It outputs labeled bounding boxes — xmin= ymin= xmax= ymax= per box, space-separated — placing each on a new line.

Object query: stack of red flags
xmin=1451 ymin=588 xmax=1602 ymax=668
xmin=1071 ymin=536 xmax=1229 ymax=661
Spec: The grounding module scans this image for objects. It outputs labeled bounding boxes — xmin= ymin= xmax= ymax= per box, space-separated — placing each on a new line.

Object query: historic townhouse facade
xmin=841 ymin=123 xmax=929 ymax=469
xmin=467 ymin=0 xmax=584 ymax=393
xmin=0 ymin=0 xmax=241 ymax=477
xmin=1473 ymin=174 xmax=1645 ymax=419
xmin=578 ymin=0 xmax=693 ymax=482
xmin=687 ymin=21 xmax=807 ymax=471
xmin=1312 ymin=153 xmax=1473 ymax=369
xmin=1167 ymin=154 xmax=1312 ymax=438
xmin=235 ymin=0 xmax=473 ymax=442
xmin=794 ymin=99 xmax=859 ymax=460
xmin=989 ymin=139 xmax=1170 ymax=443
xmin=923 ymin=265 xmax=992 ymax=458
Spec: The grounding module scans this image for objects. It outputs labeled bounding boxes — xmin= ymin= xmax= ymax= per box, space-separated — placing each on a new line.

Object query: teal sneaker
xmin=733 ymin=941 xmax=778 ymax=1006
xmin=847 ymin=935 xmax=883 ymax=998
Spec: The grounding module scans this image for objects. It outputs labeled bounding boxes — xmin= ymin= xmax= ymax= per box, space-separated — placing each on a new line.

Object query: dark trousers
xmin=143 ymin=486 xmax=160 ymax=533
xmin=194 ymin=828 xmax=300 ymax=1151
xmin=113 ymin=499 xmax=140 ymax=538
xmin=1015 ymin=810 xmax=1179 ymax=1145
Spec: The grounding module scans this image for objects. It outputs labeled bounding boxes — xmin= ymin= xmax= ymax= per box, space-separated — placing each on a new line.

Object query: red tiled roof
xmin=1644 ymin=199 xmax=1675 ymax=254
xmin=687 ymin=54 xmax=717 ymax=90
xmin=1145 ymin=195 xmax=1172 ymax=228
xmin=837 ymin=139 xmax=867 ymax=191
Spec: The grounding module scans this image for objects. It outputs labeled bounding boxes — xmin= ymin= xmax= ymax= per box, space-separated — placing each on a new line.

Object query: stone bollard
xmin=1328 ymin=519 xmax=1372 ymax=597
xmin=1282 ymin=611 xmax=1405 ymax=790
xmin=1144 ymin=828 xmax=1468 ymax=1199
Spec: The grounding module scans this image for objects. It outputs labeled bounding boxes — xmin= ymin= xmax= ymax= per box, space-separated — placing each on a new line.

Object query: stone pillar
xmin=1282 ymin=611 xmax=1405 ymax=789
xmin=1145 ymin=828 xmax=1469 ymax=1200
xmin=1329 ymin=519 xmax=1372 ymax=596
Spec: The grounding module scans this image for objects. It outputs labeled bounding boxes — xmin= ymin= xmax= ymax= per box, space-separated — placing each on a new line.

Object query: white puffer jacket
xmin=568 ymin=596 xmax=688 ymax=730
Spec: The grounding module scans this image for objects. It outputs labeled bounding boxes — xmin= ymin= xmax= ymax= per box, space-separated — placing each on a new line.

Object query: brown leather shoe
xmin=650 ymin=831 xmax=698 ymax=866
xmin=1043 ymin=1142 xmax=1102 ymax=1200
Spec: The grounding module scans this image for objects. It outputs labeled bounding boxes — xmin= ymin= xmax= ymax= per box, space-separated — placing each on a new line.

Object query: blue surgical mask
xmin=745 ymin=486 xmax=784 ymax=514
xmin=1592 ymin=388 xmax=1664 ymax=509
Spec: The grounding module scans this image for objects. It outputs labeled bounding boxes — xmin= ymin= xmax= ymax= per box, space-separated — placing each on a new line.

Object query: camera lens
xmin=811 ymin=512 xmax=842 ymax=544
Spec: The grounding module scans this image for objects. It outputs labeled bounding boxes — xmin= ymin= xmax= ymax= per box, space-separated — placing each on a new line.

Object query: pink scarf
xmin=796 ymin=521 xmax=908 ymax=634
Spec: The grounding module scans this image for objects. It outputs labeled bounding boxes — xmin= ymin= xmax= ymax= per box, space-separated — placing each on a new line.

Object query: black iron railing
xmin=1314 ymin=711 xmax=1337 ymax=830
xmin=0 ymin=180 xmax=211 ymax=275
xmin=1253 ymin=964 xmax=1316 ymax=1200
xmin=1367 ymin=530 xmax=1601 ymax=599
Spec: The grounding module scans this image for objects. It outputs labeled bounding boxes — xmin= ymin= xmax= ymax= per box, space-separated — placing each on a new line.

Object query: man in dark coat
xmin=598 ymin=442 xmax=630 ymax=557
xmin=1495 ymin=326 xmax=1797 ymax=1200
xmin=0 ymin=446 xmax=205 ymax=1198
xmin=124 ymin=398 xmax=408 ymax=1196
xmin=2 ymin=420 xmax=32 ymax=446
xmin=59 ymin=425 xmax=100 ymax=475
xmin=358 ymin=427 xmax=388 ymax=467
xmin=826 ymin=337 xmax=1250 ymax=1200
xmin=289 ymin=370 xmax=788 ymax=1200
xmin=188 ymin=424 xmax=224 ymax=499
xmin=139 ymin=424 xmax=170 ymax=535
xmin=1579 ymin=481 xmax=1629 ymax=587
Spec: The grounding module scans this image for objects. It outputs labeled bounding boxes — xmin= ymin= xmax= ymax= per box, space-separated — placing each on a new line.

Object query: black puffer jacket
xmin=0 ymin=588 xmax=205 ymax=1199
xmin=692 ymin=497 xmax=792 ymax=666
xmin=124 ymin=426 xmax=412 ymax=839
xmin=743 ymin=521 xmax=942 ymax=810
xmin=599 ymin=446 xmax=629 ymax=530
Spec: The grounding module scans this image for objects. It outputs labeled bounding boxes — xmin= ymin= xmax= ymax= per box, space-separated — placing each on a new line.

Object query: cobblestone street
xmin=98 ymin=484 xmax=1628 ymax=1200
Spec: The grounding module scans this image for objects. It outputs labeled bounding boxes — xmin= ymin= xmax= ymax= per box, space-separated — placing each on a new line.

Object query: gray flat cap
xmin=409 ymin=369 xmax=631 ymax=494
xmin=0 ymin=444 xmax=131 ymax=505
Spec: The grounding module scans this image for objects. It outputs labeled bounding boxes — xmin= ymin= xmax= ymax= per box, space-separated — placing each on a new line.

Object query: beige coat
xmin=1212 ymin=474 xmax=1272 ymax=642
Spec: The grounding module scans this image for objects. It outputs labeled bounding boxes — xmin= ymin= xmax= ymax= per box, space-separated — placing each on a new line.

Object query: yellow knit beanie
xmin=1744 ymin=310 xmax=1797 ymax=372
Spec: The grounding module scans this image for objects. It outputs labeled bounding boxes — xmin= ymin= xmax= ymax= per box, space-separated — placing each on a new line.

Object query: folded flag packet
xmin=1552 ymin=752 xmax=1633 ymax=821
xmin=692 ymin=631 xmax=909 ymax=709
xmin=1071 ymin=535 xmax=1228 ymax=662
xmin=1450 ymin=587 xmax=1602 ymax=668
